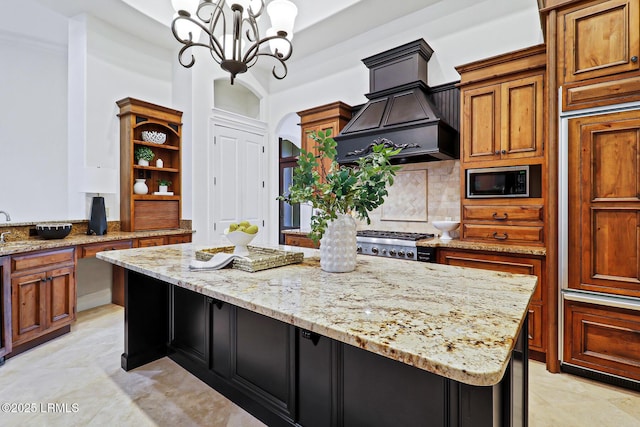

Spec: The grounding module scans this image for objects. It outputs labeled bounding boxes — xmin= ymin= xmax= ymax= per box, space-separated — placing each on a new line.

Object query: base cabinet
xmin=0 ymin=257 xmax=10 ymax=363
xmin=9 ymin=249 xmax=76 ymax=352
xmin=564 ymin=300 xmax=640 ymax=382
xmin=123 ymin=270 xmax=528 ymax=427
xmin=438 ymin=248 xmax=546 ymax=358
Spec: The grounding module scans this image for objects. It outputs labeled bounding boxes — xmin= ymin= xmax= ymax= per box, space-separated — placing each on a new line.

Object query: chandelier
xmin=171 ymin=0 xmax=297 ymax=84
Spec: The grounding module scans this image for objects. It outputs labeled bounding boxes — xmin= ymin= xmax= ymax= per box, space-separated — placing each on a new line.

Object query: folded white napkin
xmin=189 ymin=253 xmax=248 ymax=270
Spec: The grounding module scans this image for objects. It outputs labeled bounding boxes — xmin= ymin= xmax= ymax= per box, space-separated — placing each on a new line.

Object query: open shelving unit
xmin=117 ymin=97 xmax=183 ymax=231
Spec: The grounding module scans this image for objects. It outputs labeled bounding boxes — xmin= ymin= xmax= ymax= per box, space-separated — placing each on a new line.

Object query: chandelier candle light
xmin=171 ymin=0 xmax=297 ymax=84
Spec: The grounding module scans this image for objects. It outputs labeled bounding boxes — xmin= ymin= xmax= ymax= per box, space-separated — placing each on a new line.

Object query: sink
xmin=432 ymin=220 xmax=460 ymax=240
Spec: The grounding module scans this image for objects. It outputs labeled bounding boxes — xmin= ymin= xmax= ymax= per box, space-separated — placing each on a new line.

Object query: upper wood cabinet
xmin=297 ymin=101 xmax=352 ymax=178
xmin=457 ymin=45 xmax=546 ymax=165
xmin=117 ymin=98 xmax=183 ymax=232
xmin=558 ymin=0 xmax=640 ymax=84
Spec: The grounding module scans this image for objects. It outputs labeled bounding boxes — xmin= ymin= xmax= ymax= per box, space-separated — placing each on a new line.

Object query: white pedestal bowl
xmin=432 ymin=220 xmax=460 ymax=241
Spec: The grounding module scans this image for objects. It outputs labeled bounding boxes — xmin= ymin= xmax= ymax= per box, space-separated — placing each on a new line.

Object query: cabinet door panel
xmin=564 ymin=301 xmax=640 ymax=381
xmin=568 ymin=111 xmax=640 ymax=297
xmin=528 ymin=303 xmax=544 ymax=351
xmin=501 ymin=75 xmax=544 ymax=158
xmin=137 ymin=236 xmax=166 ymax=248
xmin=166 ymin=234 xmax=192 ymax=245
xmin=12 ymin=273 xmax=46 ymax=344
xmin=561 ymin=0 xmax=640 ymax=84
xmin=462 ymin=85 xmax=500 ymax=163
xmin=48 ymin=266 xmax=75 ymax=328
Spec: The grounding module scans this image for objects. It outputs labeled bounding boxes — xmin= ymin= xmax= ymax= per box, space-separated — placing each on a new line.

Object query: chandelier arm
xmin=242 ymin=35 xmax=293 ymax=64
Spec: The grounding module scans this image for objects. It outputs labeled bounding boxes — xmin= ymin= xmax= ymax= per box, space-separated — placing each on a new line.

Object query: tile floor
xmin=1 ymin=304 xmax=639 ymax=426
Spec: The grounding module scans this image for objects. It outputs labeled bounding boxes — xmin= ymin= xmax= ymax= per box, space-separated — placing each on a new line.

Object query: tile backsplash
xmin=357 ymin=160 xmax=461 ymax=237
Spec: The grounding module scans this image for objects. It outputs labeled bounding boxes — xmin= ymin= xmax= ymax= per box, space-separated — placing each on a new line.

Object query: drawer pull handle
xmin=493 ymin=232 xmax=508 ymax=240
xmin=492 ymin=212 xmax=508 ymax=220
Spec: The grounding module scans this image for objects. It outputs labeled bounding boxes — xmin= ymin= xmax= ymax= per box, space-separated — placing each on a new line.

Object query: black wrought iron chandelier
xmin=171 ymin=0 xmax=297 ymax=84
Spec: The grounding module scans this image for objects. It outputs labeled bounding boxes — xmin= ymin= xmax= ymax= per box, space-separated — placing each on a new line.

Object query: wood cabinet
xmin=564 ymin=300 xmax=640 ymax=381
xmin=461 ymin=201 xmax=546 ymax=246
xmin=117 ymin=97 xmax=183 ymax=232
xmin=0 ymin=257 xmax=10 ymax=363
xmin=283 ymin=233 xmax=318 ymax=248
xmin=137 ymin=233 xmax=192 ymax=248
xmin=568 ymin=110 xmax=640 ymax=298
xmin=10 ymin=248 xmax=76 ymax=349
xmin=456 ymin=45 xmax=546 ymax=165
xmin=438 ymin=248 xmax=547 ymax=358
xmin=297 ymin=101 xmax=352 ymax=178
xmin=547 ymin=0 xmax=640 ymax=110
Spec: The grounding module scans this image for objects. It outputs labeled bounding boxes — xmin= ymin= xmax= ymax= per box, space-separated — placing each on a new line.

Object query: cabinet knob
xmin=501 ymin=149 xmax=506 ymax=154
xmin=492 ymin=232 xmax=508 ymax=240
xmin=492 ymin=212 xmax=508 ymax=220
xmin=632 ymin=56 xmax=638 ymax=63
xmin=495 ymin=150 xmax=500 ymax=155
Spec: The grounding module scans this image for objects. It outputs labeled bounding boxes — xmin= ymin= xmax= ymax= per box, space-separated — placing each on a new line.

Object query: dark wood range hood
xmin=335 ymin=39 xmax=459 ymax=164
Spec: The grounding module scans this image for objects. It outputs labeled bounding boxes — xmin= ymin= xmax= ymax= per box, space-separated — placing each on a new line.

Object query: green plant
xmin=278 ymin=129 xmax=400 ymax=243
xmin=135 ymin=146 xmax=154 ymax=161
xmin=157 ymin=178 xmax=172 ymax=186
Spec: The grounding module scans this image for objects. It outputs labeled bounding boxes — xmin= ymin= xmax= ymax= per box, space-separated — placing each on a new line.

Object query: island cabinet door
xmin=232 ymin=307 xmax=296 ymax=421
xmin=170 ymin=286 xmax=209 ymax=365
xmin=297 ymin=329 xmax=335 ymax=427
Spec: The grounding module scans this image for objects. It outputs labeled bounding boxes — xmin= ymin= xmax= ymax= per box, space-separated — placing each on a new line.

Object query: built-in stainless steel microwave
xmin=466 ymin=165 xmax=541 ymax=198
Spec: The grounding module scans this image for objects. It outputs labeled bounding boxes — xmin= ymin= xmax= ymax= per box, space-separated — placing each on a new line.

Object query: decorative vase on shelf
xmin=159 ymin=185 xmax=168 ymax=193
xmin=138 ymin=159 xmax=149 ymax=166
xmin=133 ymin=179 xmax=148 ymax=195
xmin=320 ymin=213 xmax=357 ymax=273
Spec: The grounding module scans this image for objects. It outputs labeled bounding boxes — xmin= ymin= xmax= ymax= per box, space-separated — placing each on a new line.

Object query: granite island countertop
xmin=97 ymin=243 xmax=537 ymax=387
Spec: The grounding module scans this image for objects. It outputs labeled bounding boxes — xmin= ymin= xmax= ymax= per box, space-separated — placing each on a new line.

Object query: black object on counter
xmin=87 ymin=196 xmax=107 ymax=235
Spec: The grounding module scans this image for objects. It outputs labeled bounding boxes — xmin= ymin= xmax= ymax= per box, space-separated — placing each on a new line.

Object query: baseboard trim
xmin=78 ymin=288 xmax=112 ymax=312
xmin=561 ymin=363 xmax=640 ymax=392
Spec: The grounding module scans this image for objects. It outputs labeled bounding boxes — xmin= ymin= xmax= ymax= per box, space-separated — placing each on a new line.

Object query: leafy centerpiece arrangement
xmin=278 ymin=129 xmax=400 ymax=272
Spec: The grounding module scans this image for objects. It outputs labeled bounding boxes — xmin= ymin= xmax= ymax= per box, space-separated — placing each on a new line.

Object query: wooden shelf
xmin=133 ymin=140 xmax=179 ymax=150
xmin=133 ymin=165 xmax=179 ymax=173
xmin=118 ymin=97 xmax=183 ymax=232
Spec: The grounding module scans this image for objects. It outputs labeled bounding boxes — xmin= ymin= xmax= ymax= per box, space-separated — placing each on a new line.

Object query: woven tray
xmin=195 ymin=246 xmax=304 ymax=272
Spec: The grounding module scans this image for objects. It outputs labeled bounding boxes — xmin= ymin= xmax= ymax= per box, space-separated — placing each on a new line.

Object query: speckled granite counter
xmin=0 ymin=229 xmax=193 ymax=257
xmin=417 ymin=237 xmax=546 ymax=256
xmin=98 ymin=243 xmax=537 ymax=387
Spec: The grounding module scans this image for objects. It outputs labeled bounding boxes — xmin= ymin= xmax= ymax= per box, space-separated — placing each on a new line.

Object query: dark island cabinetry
xmin=121 ymin=271 xmax=528 ymax=427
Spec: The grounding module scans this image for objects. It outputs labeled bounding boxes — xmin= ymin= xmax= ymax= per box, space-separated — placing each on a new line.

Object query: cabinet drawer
xmin=166 ymin=234 xmax=192 ymax=245
xmin=564 ymin=301 xmax=640 ymax=382
xmin=463 ymin=205 xmax=543 ymax=222
xmin=11 ymin=248 xmax=75 ymax=274
xmin=80 ymin=240 xmax=133 ymax=258
xmin=285 ymin=234 xmax=318 ymax=248
xmin=462 ymin=224 xmax=544 ymax=244
xmin=137 ymin=237 xmax=166 ymax=248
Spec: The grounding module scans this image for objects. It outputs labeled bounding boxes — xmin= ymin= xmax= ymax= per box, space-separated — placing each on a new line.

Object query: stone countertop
xmin=97 ymin=243 xmax=537 ymax=387
xmin=0 ymin=229 xmax=193 ymax=257
xmin=283 ymin=229 xmax=546 ymax=256
xmin=417 ymin=238 xmax=546 ymax=256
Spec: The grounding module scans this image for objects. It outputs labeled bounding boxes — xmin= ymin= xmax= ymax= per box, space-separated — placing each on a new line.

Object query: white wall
xmin=0 ymin=1 xmax=68 ymax=222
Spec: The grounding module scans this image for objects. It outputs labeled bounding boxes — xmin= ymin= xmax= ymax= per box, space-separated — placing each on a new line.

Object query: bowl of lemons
xmin=224 ymin=221 xmax=259 ymax=255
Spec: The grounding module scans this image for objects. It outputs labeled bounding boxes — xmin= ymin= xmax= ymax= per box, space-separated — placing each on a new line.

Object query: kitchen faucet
xmin=0 ymin=210 xmax=10 ymax=221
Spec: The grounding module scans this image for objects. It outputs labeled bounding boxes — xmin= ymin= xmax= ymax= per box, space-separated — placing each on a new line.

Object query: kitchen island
xmin=98 ymin=243 xmax=537 ymax=427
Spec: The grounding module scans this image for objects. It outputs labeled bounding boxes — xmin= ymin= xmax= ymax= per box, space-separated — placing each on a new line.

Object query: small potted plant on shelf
xmin=157 ymin=178 xmax=172 ymax=193
xmin=278 ymin=129 xmax=400 ymax=273
xmin=135 ymin=146 xmax=154 ymax=166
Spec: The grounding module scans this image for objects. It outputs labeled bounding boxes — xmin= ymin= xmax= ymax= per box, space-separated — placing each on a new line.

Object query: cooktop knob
xmin=407 ymin=251 xmax=414 ymax=258
xmin=371 ymin=247 xmax=379 ymax=254
xmin=398 ymin=250 xmax=405 ymax=257
xmin=389 ymin=249 xmax=397 ymax=256
xmin=357 ymin=246 xmax=362 ymax=253
xmin=381 ymin=248 xmax=387 ymax=255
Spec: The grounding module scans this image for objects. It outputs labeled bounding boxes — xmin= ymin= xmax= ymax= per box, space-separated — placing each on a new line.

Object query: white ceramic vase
xmin=133 ymin=179 xmax=148 ymax=195
xmin=138 ymin=159 xmax=149 ymax=166
xmin=159 ymin=185 xmax=168 ymax=193
xmin=320 ymin=213 xmax=357 ymax=273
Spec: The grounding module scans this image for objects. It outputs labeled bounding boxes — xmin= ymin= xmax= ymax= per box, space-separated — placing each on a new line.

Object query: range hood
xmin=335 ymin=39 xmax=459 ymax=164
